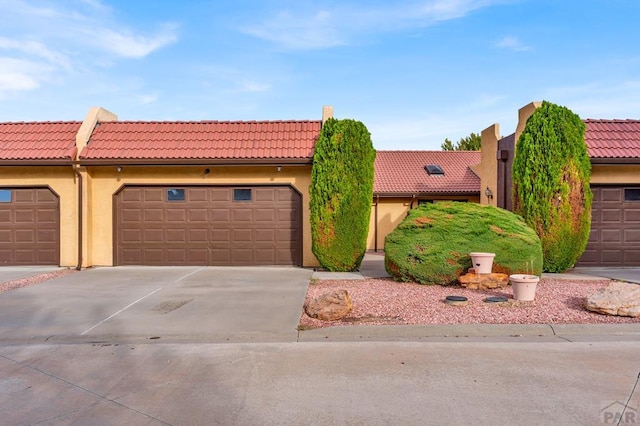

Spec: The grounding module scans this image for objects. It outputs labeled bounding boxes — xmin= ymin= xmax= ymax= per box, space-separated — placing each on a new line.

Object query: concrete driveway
xmin=0 ymin=266 xmax=312 ymax=344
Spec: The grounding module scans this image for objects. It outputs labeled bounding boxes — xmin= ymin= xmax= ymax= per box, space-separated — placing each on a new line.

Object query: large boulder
xmin=304 ymin=290 xmax=353 ymax=321
xmin=585 ymin=282 xmax=640 ymax=317
xmin=385 ymin=202 xmax=543 ymax=285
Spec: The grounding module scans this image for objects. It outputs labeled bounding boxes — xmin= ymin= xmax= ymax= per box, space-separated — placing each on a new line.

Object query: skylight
xmin=424 ymin=164 xmax=444 ymax=176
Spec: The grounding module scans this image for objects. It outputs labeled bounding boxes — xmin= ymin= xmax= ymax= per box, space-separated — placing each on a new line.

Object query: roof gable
xmin=0 ymin=121 xmax=80 ymax=162
xmin=374 ymin=151 xmax=481 ymax=195
xmin=79 ymin=120 xmax=322 ymax=163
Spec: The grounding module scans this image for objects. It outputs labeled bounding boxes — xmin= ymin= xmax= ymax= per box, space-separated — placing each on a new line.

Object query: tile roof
xmin=584 ymin=119 xmax=640 ymax=159
xmin=79 ymin=120 xmax=322 ymax=162
xmin=0 ymin=122 xmax=80 ymax=161
xmin=374 ymin=150 xmax=481 ymax=195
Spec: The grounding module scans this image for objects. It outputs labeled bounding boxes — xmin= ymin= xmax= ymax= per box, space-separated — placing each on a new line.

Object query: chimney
xmin=76 ymin=106 xmax=118 ymax=155
xmin=322 ymin=105 xmax=334 ymax=125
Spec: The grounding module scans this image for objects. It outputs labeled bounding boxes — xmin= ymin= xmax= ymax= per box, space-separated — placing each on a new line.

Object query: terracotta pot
xmin=510 ymin=274 xmax=540 ymax=301
xmin=469 ymin=252 xmax=495 ymax=274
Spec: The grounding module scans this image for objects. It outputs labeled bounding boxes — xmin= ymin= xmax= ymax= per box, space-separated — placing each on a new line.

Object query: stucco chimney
xmin=514 ymin=101 xmax=542 ymax=144
xmin=322 ymin=105 xmax=334 ymax=125
xmin=76 ymin=106 xmax=118 ymax=155
xmin=470 ymin=123 xmax=501 ymax=206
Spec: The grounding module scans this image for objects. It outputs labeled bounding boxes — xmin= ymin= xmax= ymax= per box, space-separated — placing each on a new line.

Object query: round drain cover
xmin=484 ymin=296 xmax=508 ymax=303
xmin=445 ymin=295 xmax=468 ymax=306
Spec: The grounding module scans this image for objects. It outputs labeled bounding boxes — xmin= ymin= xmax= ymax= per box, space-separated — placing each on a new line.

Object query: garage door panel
xmin=144 ymin=209 xmax=163 ymax=222
xmin=116 ymin=186 xmax=301 ymax=266
xmin=601 ymin=188 xmax=622 ymax=202
xmin=233 ymin=209 xmax=252 ymax=221
xmin=188 ymin=229 xmax=208 ymax=242
xmin=255 ymin=229 xmax=275 ymax=241
xmin=144 ymin=188 xmax=164 ymax=202
xmin=37 ymin=209 xmax=57 ymax=222
xmin=15 ymin=229 xmax=35 ymax=243
xmin=122 ymin=209 xmax=142 ymax=222
xmin=625 ymin=209 xmax=640 ymax=222
xmin=166 ymin=229 xmax=187 ymax=242
xmin=166 ymin=209 xmax=186 ymax=222
xmin=211 ymin=229 xmax=230 ymax=242
xmin=38 ymin=229 xmax=56 ymax=242
xmin=0 ymin=211 xmax=10 ymax=222
xmin=255 ymin=209 xmax=275 ymax=221
xmin=144 ymin=229 xmax=163 ymax=242
xmin=255 ymin=188 xmax=275 ymax=202
xmin=189 ymin=209 xmax=207 ymax=222
xmin=121 ymin=229 xmax=142 ymax=242
xmin=625 ymin=229 xmax=640 ymax=243
xmin=602 ymin=209 xmax=621 ymax=222
xmin=15 ymin=210 xmax=34 ymax=222
xmin=211 ymin=209 xmax=230 ymax=221
xmin=210 ymin=189 xmax=230 ymax=201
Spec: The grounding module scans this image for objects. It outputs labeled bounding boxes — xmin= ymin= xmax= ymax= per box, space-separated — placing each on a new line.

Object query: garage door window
xmin=233 ymin=188 xmax=252 ymax=202
xmin=0 ymin=189 xmax=11 ymax=203
xmin=625 ymin=188 xmax=640 ymax=202
xmin=167 ymin=188 xmax=185 ymax=201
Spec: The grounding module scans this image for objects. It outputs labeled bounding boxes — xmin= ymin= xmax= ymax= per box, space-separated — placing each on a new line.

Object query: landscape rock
xmin=305 ymin=290 xmax=353 ymax=321
xmin=458 ymin=272 xmax=509 ymax=290
xmin=585 ymin=281 xmax=640 ymax=317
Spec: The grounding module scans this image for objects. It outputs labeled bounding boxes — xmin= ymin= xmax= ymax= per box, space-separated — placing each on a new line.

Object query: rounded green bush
xmin=384 ymin=202 xmax=543 ymax=285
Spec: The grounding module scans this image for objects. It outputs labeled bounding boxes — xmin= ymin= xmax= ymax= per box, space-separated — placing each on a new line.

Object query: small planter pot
xmin=510 ymin=274 xmax=540 ymax=301
xmin=469 ymin=252 xmax=496 ymax=274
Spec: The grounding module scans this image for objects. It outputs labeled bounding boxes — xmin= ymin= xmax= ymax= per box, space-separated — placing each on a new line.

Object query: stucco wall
xmin=84 ymin=164 xmax=318 ymax=267
xmin=0 ymin=166 xmax=78 ymax=267
xmin=367 ymin=196 xmax=480 ymax=252
xmin=590 ymin=164 xmax=640 ymax=184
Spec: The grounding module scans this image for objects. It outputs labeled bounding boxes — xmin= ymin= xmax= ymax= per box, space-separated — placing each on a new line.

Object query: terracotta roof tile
xmin=0 ymin=121 xmax=80 ymax=161
xmin=374 ymin=151 xmax=481 ymax=195
xmin=585 ymin=119 xmax=640 ymax=158
xmin=80 ymin=120 xmax=322 ymax=161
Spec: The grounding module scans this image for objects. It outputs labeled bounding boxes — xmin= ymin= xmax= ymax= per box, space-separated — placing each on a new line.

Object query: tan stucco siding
xmin=367 ymin=195 xmax=480 ymax=251
xmin=0 ymin=166 xmax=78 ymax=267
xmin=590 ymin=164 xmax=640 ymax=184
xmin=85 ymin=165 xmax=318 ymax=267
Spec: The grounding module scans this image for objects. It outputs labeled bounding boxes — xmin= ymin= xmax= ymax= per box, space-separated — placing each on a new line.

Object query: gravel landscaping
xmin=299 ymin=277 xmax=640 ymax=329
xmin=0 ymin=269 xmax=77 ymax=293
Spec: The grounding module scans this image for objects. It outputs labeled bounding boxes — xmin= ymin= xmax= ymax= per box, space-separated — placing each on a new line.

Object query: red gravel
xmin=299 ymin=277 xmax=640 ymax=328
xmin=0 ymin=269 xmax=77 ymax=293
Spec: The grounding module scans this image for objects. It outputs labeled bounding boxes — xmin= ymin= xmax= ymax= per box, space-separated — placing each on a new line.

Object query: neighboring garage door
xmin=577 ymin=186 xmax=640 ymax=266
xmin=0 ymin=188 xmax=60 ymax=265
xmin=115 ymin=186 xmax=302 ymax=266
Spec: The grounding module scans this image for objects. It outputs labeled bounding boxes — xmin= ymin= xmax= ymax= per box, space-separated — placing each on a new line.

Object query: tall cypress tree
xmin=512 ymin=101 xmax=592 ymax=272
xmin=310 ymin=118 xmax=376 ymax=271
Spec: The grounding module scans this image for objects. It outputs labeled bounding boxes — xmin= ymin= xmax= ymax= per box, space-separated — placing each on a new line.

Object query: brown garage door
xmin=115 ymin=186 xmax=302 ymax=266
xmin=577 ymin=186 xmax=640 ymax=266
xmin=0 ymin=188 xmax=60 ymax=265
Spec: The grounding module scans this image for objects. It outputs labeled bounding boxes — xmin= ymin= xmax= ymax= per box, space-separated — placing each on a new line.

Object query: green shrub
xmin=512 ymin=101 xmax=592 ymax=272
xmin=384 ymin=202 xmax=542 ymax=285
xmin=310 ymin=118 xmax=376 ymax=271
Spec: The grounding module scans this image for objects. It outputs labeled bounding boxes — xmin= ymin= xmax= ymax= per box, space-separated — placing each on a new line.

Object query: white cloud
xmin=93 ymin=25 xmax=178 ymax=58
xmin=242 ymin=0 xmax=509 ymax=50
xmin=495 ymin=36 xmax=530 ymax=51
xmin=0 ymin=0 xmax=178 ymax=97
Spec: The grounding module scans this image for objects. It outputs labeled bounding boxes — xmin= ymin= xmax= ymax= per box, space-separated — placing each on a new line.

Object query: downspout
xmin=374 ymin=195 xmax=379 ymax=252
xmin=409 ymin=194 xmax=416 ymax=210
xmin=73 ymin=164 xmax=83 ymax=270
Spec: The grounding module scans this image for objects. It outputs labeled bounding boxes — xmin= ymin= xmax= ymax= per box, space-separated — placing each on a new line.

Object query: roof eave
xmin=590 ymin=157 xmax=640 ymax=164
xmin=78 ymin=157 xmax=313 ymax=166
xmin=373 ymin=191 xmax=480 ymax=197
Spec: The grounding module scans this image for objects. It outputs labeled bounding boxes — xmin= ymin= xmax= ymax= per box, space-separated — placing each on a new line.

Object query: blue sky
xmin=1 ymin=0 xmax=639 ymax=150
